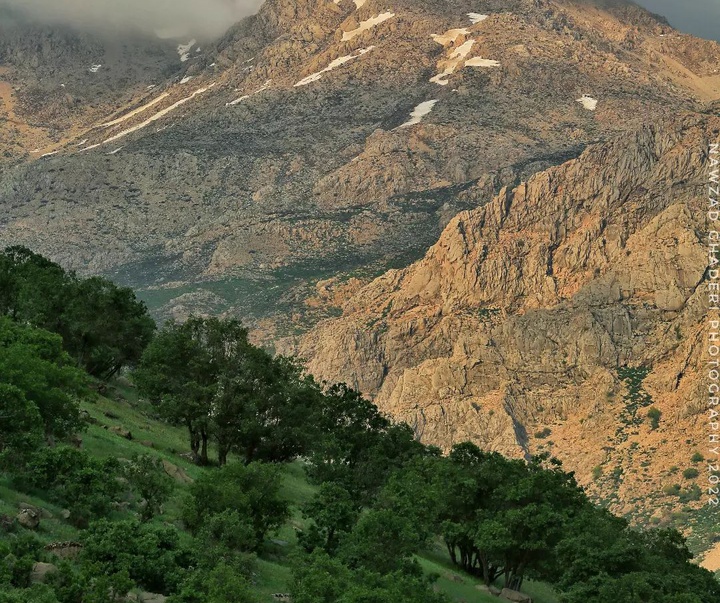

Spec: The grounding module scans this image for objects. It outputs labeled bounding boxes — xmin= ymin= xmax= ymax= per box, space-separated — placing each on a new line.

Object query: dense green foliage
xmin=135 ymin=317 xmax=317 ymax=465
xmin=0 ymin=246 xmax=155 ymax=379
xmin=0 ymin=318 xmax=87 ymax=445
xmin=1 ymin=250 xmax=718 ymax=603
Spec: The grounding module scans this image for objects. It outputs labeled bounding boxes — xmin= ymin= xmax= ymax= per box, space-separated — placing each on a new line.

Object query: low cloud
xmin=634 ymin=0 xmax=720 ymax=42
xmin=0 ymin=0 xmax=264 ymax=39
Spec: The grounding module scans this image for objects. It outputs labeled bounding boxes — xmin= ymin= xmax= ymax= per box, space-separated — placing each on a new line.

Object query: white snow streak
xmin=107 ymin=147 xmax=123 ymax=155
xmin=576 ymin=94 xmax=598 ymax=110
xmin=89 ymin=64 xmax=102 ymax=73
xmin=102 ymin=84 xmax=215 ymax=145
xmin=341 ymin=12 xmax=395 ymax=41
xmin=468 ymin=13 xmax=489 ymax=24
xmin=100 ymin=93 xmax=170 ymax=128
xmin=431 ymin=28 xmax=470 ymax=46
xmin=177 ymin=39 xmax=197 ymax=62
xmin=466 ymin=57 xmax=500 ymax=67
xmin=430 ymin=39 xmax=475 ymax=85
xmin=180 ymin=76 xmax=193 ymax=84
xmin=226 ymin=80 xmax=272 ymax=106
xmin=294 ymin=47 xmax=374 ymax=87
xmin=40 ymin=151 xmax=58 ymax=158
xmin=399 ymin=100 xmax=438 ymax=128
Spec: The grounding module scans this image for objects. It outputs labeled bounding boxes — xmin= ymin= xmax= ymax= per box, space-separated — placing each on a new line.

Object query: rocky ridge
xmin=293 ymin=111 xmax=719 ymax=544
xmin=1 ymin=0 xmax=720 ymax=332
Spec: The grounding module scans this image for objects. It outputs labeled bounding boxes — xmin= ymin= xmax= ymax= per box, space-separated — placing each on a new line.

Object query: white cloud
xmin=0 ymin=0 xmax=263 ymax=39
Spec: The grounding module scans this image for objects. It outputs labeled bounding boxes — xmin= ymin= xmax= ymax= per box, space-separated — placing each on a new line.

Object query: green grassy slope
xmin=1 ymin=381 xmax=560 ymax=602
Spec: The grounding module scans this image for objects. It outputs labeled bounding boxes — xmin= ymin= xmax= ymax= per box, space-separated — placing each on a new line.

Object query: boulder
xmin=45 ymin=541 xmax=83 ymax=559
xmin=16 ymin=508 xmax=40 ymax=529
xmin=137 ymin=593 xmax=167 ymax=603
xmin=110 ymin=426 xmax=132 ymax=439
xmin=30 ymin=562 xmax=58 ymax=584
xmin=162 ymin=460 xmax=193 ymax=483
xmin=500 ymin=588 xmax=532 ymax=603
xmin=19 ymin=502 xmax=52 ymax=518
xmin=140 ymin=440 xmax=155 ymax=448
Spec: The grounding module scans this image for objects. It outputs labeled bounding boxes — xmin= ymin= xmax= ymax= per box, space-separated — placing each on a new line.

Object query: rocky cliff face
xmin=1 ymin=0 xmax=719 ymax=333
xmin=294 ymin=111 xmax=718 ymax=543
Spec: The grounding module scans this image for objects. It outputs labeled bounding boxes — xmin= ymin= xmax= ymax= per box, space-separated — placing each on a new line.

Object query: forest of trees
xmin=0 ymin=247 xmax=719 ymax=603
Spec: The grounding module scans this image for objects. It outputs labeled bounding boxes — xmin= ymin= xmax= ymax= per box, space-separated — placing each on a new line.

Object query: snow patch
xmin=180 ymin=76 xmax=193 ymax=84
xmin=226 ymin=80 xmax=272 ymax=106
xmin=399 ymin=100 xmax=438 ymax=128
xmin=468 ymin=13 xmax=488 ymax=24
xmin=294 ymin=47 xmax=374 ymax=87
xmin=107 ymin=147 xmax=123 ymax=155
xmin=76 ymin=139 xmax=88 ymax=146
xmin=102 ymin=84 xmax=215 ymax=145
xmin=431 ymin=28 xmax=470 ymax=46
xmin=353 ymin=0 xmax=367 ymax=7
xmin=430 ymin=39 xmax=474 ymax=85
xmin=576 ymin=94 xmax=598 ymax=110
xmin=177 ymin=40 xmax=197 ymax=62
xmin=466 ymin=56 xmax=500 ymax=67
xmin=100 ymin=93 xmax=170 ymax=128
xmin=79 ymin=143 xmax=102 ymax=152
xmin=40 ymin=151 xmax=58 ymax=158
xmin=341 ymin=12 xmax=395 ymax=41
xmin=89 ymin=64 xmax=102 ymax=73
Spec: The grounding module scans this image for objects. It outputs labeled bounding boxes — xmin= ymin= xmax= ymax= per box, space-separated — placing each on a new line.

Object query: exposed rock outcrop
xmin=296 ymin=112 xmax=718 ymax=528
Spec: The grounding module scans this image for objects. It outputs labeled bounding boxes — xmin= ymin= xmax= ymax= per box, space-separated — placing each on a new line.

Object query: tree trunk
xmin=244 ymin=443 xmax=257 ymax=465
xmin=200 ymin=430 xmax=209 ymax=465
xmin=218 ymin=444 xmax=228 ymax=466
xmin=188 ymin=425 xmax=199 ymax=454
xmin=480 ymin=554 xmax=491 ymax=585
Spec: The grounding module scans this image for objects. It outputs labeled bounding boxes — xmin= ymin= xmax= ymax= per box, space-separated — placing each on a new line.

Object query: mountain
xmin=2 ymin=0 xmax=720 ymax=555
xmin=293 ymin=110 xmax=719 ymax=549
xmin=1 ymin=0 xmax=719 ymax=335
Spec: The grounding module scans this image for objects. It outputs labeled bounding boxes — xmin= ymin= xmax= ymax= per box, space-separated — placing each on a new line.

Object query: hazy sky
xmin=635 ymin=0 xmax=720 ymax=41
xmin=0 ymin=0 xmax=263 ymax=38
xmin=0 ymin=0 xmax=718 ymax=42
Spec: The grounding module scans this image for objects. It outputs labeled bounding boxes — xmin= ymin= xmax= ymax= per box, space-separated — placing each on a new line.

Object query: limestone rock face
xmin=296 ymin=113 xmax=718 ymax=524
xmin=1 ymin=0 xmax=720 ymax=332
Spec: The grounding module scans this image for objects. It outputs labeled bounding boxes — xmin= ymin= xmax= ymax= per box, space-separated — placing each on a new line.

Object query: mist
xmin=0 ymin=0 xmax=265 ymax=39
xmin=634 ymin=0 xmax=720 ymax=42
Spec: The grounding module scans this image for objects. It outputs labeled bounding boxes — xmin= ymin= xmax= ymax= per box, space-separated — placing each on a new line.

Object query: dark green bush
xmin=18 ymin=446 xmax=122 ymax=526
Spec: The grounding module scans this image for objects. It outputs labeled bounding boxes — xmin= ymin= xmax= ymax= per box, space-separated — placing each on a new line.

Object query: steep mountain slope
xmin=294 ymin=111 xmax=719 ymax=542
xmin=1 ymin=0 xmax=719 ymax=332
xmin=0 ymin=8 xmax=183 ymax=162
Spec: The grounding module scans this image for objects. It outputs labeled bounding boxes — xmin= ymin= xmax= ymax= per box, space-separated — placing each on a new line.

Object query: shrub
xmin=182 ymin=462 xmax=289 ymax=550
xmin=80 ymin=519 xmax=190 ymax=594
xmin=691 ymin=452 xmax=704 ymax=464
xmin=18 ymin=446 xmax=122 ymax=526
xmin=647 ymin=407 xmax=661 ymax=430
xmin=535 ymin=428 xmax=552 ymax=439
xmin=122 ymin=454 xmax=174 ymax=521
xmin=592 ymin=466 xmax=603 ymax=480
xmin=682 ymin=468 xmax=699 ymax=480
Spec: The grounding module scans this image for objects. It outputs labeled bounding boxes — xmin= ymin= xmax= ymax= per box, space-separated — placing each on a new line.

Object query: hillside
xmin=293 ymin=110 xmax=720 ymax=550
xmin=0 ymin=381 xmax=562 ymax=603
